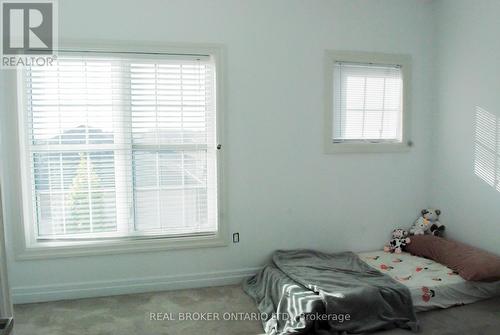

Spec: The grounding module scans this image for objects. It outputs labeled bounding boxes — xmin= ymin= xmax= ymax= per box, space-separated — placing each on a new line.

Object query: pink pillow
xmin=406 ymin=235 xmax=500 ymax=282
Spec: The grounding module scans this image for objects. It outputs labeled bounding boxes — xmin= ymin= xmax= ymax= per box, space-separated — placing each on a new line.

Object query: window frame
xmin=324 ymin=50 xmax=412 ymax=153
xmin=15 ymin=41 xmax=227 ymax=260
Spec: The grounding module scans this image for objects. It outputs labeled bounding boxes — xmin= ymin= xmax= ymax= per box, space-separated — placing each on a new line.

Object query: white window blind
xmin=22 ymin=51 xmax=218 ymax=240
xmin=333 ymin=62 xmax=403 ymax=143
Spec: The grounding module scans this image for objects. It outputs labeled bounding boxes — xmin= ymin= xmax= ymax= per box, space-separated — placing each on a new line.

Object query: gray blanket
xmin=243 ymin=250 xmax=418 ymax=334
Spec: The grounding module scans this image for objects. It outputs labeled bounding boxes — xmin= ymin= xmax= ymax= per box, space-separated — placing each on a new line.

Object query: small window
xmin=325 ymin=51 xmax=411 ymax=153
xmin=18 ymin=48 xmax=223 ymax=252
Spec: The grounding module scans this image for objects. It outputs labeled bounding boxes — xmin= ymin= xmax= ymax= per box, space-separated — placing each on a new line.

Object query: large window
xmin=19 ymin=50 xmax=220 ymax=246
xmin=325 ymin=51 xmax=411 ymax=153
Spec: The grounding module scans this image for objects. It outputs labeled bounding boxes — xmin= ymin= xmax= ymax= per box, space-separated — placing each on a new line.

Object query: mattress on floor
xmin=358 ymin=250 xmax=500 ymax=312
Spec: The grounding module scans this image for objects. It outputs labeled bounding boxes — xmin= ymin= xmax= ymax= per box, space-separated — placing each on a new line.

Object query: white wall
xmin=0 ymin=0 xmax=436 ymax=303
xmin=430 ymin=0 xmax=500 ymax=254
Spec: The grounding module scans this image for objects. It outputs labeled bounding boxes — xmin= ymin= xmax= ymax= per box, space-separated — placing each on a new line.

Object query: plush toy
xmin=422 ymin=209 xmax=445 ymax=237
xmin=384 ymin=228 xmax=411 ymax=254
xmin=409 ymin=208 xmax=445 ymax=236
xmin=409 ymin=216 xmax=431 ymax=235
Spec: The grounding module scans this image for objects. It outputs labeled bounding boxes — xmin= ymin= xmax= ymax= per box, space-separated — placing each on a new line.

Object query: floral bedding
xmin=358 ymin=250 xmax=500 ymax=311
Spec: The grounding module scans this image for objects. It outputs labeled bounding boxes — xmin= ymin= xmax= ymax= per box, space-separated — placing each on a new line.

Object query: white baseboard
xmin=12 ymin=267 xmax=260 ymax=304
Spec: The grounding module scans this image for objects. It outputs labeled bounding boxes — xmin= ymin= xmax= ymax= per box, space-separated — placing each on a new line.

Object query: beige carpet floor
xmin=13 ymin=285 xmax=500 ymax=335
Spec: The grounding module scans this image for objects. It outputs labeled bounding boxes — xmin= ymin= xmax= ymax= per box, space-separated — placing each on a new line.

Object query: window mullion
xmin=124 ymin=62 xmax=135 ymax=234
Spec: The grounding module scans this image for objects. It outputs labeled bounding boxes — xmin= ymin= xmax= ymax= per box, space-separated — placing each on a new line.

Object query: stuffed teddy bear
xmin=384 ymin=228 xmax=411 ymax=254
xmin=409 ymin=216 xmax=431 ymax=235
xmin=409 ymin=208 xmax=444 ymax=235
xmin=422 ymin=208 xmax=445 ymax=237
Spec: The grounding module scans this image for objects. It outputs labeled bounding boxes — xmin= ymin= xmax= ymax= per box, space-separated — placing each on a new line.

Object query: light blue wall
xmin=430 ymin=0 xmax=500 ymax=254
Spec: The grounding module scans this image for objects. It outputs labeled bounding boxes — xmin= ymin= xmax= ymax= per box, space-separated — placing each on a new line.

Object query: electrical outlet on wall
xmin=232 ymin=233 xmax=240 ymax=243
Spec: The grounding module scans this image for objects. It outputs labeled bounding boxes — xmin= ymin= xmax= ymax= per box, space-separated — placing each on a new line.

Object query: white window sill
xmin=324 ymin=141 xmax=412 ymax=154
xmin=15 ymin=232 xmax=229 ymax=260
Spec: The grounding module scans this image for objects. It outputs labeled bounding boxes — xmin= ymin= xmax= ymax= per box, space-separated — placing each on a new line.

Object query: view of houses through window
xmin=24 ymin=52 xmax=218 ymax=240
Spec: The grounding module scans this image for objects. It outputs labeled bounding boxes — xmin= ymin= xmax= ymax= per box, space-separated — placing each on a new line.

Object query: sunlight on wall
xmin=474 ymin=107 xmax=500 ymax=191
